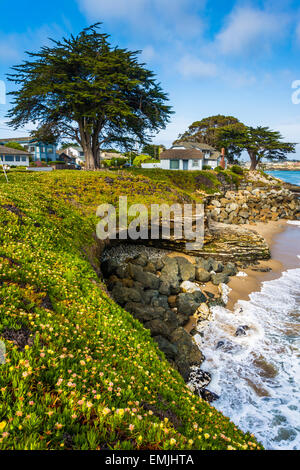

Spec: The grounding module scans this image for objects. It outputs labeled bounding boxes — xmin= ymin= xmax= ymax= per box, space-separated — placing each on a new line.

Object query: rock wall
xmin=102 ymin=252 xmax=238 ymax=382
xmin=206 ymin=187 xmax=300 ymax=225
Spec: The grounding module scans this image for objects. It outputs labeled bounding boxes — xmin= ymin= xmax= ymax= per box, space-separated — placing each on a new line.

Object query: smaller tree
xmin=245 ymin=126 xmax=296 ymax=170
xmin=133 ymin=154 xmax=158 ymax=167
xmin=218 ymin=125 xmax=296 ymax=170
xmin=3 ymin=141 xmax=26 ymax=151
xmin=142 ymin=144 xmax=165 ymax=159
xmin=30 ymin=123 xmax=59 ymax=145
xmin=60 ymin=142 xmax=79 ymax=150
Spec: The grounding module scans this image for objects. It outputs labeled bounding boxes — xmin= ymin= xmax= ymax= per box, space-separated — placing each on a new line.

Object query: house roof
xmin=0 ymin=137 xmax=33 ymax=143
xmin=171 ymin=141 xmax=221 ymax=160
xmin=0 ymin=146 xmax=31 ymax=156
xmin=173 ymin=141 xmax=216 ymax=151
xmin=159 ymin=148 xmax=204 ymax=160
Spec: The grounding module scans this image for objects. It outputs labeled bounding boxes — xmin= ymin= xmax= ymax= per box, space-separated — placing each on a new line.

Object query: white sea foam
xmin=236 ymin=271 xmax=248 ymax=277
xmin=287 ymin=220 xmax=300 ymax=227
xmin=198 ymin=268 xmax=300 ymax=450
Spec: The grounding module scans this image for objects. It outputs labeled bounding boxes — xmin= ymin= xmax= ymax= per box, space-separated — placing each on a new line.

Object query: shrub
xmin=230 ymin=165 xmax=244 ymax=175
xmin=202 ymin=165 xmax=212 ymax=170
xmin=133 ymin=154 xmax=155 ymax=167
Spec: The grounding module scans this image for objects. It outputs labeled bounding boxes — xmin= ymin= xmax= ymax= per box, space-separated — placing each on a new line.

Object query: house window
xmin=192 ymin=159 xmax=199 ymax=167
xmin=30 ymin=146 xmax=35 ymax=152
xmin=170 ymin=159 xmax=179 ymax=169
xmin=21 ymin=157 xmax=27 ymax=162
xmin=15 ymin=156 xmax=21 ymax=162
xmin=42 ymin=147 xmax=46 ymax=153
xmin=5 ymin=156 xmax=14 ymax=162
xmin=48 ymin=147 xmax=53 ymax=153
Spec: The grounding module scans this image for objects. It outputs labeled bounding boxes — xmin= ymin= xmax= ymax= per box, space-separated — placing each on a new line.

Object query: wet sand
xmin=227 ymin=220 xmax=300 ymax=310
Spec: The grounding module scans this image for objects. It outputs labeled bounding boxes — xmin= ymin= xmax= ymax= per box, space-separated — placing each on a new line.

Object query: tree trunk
xmin=248 ymin=151 xmax=258 ymax=171
xmin=78 ymin=119 xmax=102 ymax=170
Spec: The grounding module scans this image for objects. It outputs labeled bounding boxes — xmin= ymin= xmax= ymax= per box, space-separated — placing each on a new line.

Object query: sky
xmin=1 ymin=0 xmax=300 ymax=159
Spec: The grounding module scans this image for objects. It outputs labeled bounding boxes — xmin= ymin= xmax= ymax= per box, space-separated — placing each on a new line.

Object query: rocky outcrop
xmin=102 ymin=253 xmax=238 ymax=381
xmin=206 ymin=187 xmax=300 ymax=225
xmin=198 ymin=221 xmax=271 ymax=262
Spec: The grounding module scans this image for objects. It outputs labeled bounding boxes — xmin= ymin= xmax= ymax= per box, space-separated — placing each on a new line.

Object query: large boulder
xmin=160 ymin=258 xmax=181 ymax=294
xmin=131 ymin=253 xmax=148 ymax=266
xmin=211 ymin=272 xmax=229 ymax=285
xmin=175 ymin=257 xmax=195 ymax=281
xmin=176 ymin=291 xmax=206 ymax=325
xmin=223 ymin=262 xmax=237 ymax=276
xmin=159 ymin=281 xmax=171 ymax=296
xmin=153 ymin=335 xmax=178 ymax=360
xmin=211 ymin=260 xmax=224 ymax=273
xmin=171 ymin=328 xmax=204 ymax=380
xmin=144 ymin=319 xmax=172 ymax=339
xmin=124 ymin=303 xmax=165 ymax=322
xmin=195 ymin=267 xmax=211 ymax=282
xmin=101 ymin=259 xmax=119 ymax=277
xmin=128 ymin=264 xmax=160 ymax=289
xmin=115 ymin=264 xmax=130 ymax=279
xmin=111 ymin=285 xmax=142 ymax=306
xmin=196 ymin=258 xmax=213 ymax=272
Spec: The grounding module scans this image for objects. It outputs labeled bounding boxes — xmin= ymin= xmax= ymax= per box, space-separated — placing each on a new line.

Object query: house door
xmin=183 ymin=160 xmax=188 ymax=170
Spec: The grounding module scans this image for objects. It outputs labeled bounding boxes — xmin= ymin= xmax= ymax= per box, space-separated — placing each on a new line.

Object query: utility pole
xmin=1 ymin=162 xmax=9 ymax=183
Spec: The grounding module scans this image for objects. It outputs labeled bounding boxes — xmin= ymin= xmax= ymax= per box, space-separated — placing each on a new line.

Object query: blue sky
xmin=1 ymin=0 xmax=300 ymax=159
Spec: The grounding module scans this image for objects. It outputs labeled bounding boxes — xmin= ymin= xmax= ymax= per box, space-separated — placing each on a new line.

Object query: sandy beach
xmin=227 ymin=220 xmax=300 ymax=310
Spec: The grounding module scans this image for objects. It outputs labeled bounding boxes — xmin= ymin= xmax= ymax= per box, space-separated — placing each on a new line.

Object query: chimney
xmin=220 ymin=148 xmax=226 ymax=169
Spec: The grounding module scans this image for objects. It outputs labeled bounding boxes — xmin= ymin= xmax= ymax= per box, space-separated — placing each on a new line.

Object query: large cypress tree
xmin=7 ymin=24 xmax=172 ymax=169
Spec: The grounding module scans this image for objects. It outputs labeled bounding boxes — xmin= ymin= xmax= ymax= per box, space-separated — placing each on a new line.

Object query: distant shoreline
xmin=266 ymin=168 xmax=300 ymax=172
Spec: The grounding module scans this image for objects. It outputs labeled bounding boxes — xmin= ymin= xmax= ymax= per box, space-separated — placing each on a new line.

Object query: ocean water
xmin=196 ymin=259 xmax=300 ymax=449
xmin=267 ymin=170 xmax=300 ymax=186
xmin=196 ymin=171 xmax=300 ymax=449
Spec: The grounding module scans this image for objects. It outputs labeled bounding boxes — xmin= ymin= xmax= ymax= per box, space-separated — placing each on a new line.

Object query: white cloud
xmin=140 ymin=45 xmax=156 ymax=62
xmin=77 ymin=0 xmax=204 ymax=39
xmin=215 ymin=7 xmax=288 ymax=55
xmin=177 ymin=55 xmax=218 ymax=79
xmin=0 ymin=24 xmax=66 ymax=64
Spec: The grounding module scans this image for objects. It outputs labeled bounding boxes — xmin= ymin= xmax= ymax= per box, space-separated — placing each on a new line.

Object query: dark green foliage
xmin=177 ymin=115 xmax=296 ymax=170
xmin=2 ymin=142 xmax=26 ymax=151
xmin=174 ymin=115 xmax=246 ymax=164
xmin=7 ymin=24 xmax=172 ymax=170
xmin=142 ymin=144 xmax=166 ymax=159
xmin=30 ymin=123 xmax=59 ymax=145
xmin=230 ymin=165 xmax=244 ymax=175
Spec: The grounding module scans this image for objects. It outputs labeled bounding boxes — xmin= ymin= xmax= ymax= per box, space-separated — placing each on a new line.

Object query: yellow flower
xmin=169 ymin=438 xmax=176 ymax=446
xmin=204 ymin=433 xmax=210 ymax=439
xmin=0 ymin=422 xmax=6 ymax=432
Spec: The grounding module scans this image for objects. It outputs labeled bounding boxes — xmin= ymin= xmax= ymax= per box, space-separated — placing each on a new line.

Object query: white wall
xmin=160 ymin=159 xmax=203 ymax=170
xmin=205 ymin=159 xmax=218 ymax=169
xmin=26 ymin=167 xmax=53 ymax=172
xmin=141 ymin=162 xmax=162 ymax=169
xmin=0 ymin=156 xmax=29 ymax=167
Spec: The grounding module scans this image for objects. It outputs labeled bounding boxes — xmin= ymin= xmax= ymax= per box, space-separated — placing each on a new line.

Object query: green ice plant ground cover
xmin=0 ymin=171 xmax=262 ymax=450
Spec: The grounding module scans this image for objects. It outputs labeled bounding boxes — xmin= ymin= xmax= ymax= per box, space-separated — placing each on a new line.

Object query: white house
xmin=141 ymin=141 xmax=223 ymax=170
xmin=59 ymin=146 xmax=85 ymax=165
xmin=140 ymin=141 xmax=222 ymax=170
xmin=59 ymin=146 xmax=126 ymax=165
xmin=0 ymin=146 xmax=31 ymax=167
xmin=161 ymin=142 xmax=222 ymax=170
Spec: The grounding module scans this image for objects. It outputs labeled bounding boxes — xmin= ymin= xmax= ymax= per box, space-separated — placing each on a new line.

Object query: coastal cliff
xmin=1 ymin=168 xmax=299 ymax=450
